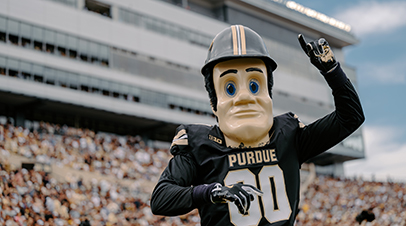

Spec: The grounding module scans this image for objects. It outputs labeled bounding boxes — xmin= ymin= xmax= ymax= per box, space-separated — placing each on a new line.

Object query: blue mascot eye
xmin=249 ymin=79 xmax=259 ymax=94
xmin=225 ymin=82 xmax=236 ymax=97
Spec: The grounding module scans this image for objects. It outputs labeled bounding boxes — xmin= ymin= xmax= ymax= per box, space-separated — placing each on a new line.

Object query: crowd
xmin=1 ymin=121 xmax=168 ymax=183
xmin=1 ymin=120 xmax=405 ymax=225
xmin=0 ymin=120 xmax=199 ymax=225
xmin=296 ymin=176 xmax=406 ymax=226
xmin=0 ymin=159 xmax=200 ymax=226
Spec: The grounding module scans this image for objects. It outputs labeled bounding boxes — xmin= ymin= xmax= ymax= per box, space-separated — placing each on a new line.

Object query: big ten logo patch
xmin=209 ymin=134 xmax=222 ymax=144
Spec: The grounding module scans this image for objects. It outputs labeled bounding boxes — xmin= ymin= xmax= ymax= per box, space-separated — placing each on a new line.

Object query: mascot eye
xmin=225 ymin=81 xmax=236 ymax=97
xmin=249 ymin=79 xmax=260 ymax=94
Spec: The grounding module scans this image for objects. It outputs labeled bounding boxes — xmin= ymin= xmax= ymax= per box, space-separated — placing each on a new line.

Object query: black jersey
xmin=151 ymin=66 xmax=364 ymax=226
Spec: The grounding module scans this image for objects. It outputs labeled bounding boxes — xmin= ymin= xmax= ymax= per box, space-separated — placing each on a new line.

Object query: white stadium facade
xmin=0 ymin=0 xmax=364 ymax=177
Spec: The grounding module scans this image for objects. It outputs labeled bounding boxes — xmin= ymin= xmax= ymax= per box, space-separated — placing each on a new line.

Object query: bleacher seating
xmin=1 ymin=121 xmax=405 ymax=225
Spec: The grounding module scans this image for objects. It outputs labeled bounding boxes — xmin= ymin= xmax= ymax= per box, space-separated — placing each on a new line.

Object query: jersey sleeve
xmin=296 ymin=64 xmax=365 ymax=164
xmin=150 ymin=125 xmax=198 ymax=216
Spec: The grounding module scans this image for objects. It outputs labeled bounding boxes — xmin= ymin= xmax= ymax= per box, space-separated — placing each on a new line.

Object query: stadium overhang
xmin=227 ymin=0 xmax=359 ymax=47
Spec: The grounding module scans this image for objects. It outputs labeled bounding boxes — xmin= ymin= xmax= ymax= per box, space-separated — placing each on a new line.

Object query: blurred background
xmin=0 ymin=0 xmax=404 ymax=225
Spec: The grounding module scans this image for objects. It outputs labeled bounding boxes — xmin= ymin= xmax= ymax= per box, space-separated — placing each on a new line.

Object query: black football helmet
xmin=201 ymin=25 xmax=277 ymax=76
xmin=201 ymin=25 xmax=277 ymax=111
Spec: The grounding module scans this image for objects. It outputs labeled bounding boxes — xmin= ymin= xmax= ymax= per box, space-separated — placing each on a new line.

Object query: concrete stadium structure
xmin=0 ymin=0 xmax=364 ymax=176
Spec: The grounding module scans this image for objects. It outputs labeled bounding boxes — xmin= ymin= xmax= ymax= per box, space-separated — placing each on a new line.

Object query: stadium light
xmin=282 ymin=1 xmax=352 ymax=32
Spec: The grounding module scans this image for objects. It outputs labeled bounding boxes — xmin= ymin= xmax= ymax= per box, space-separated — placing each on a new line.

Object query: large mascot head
xmin=202 ymin=25 xmax=278 ymax=148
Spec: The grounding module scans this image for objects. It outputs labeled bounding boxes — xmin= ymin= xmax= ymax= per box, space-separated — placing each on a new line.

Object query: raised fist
xmin=298 ymin=34 xmax=338 ymax=73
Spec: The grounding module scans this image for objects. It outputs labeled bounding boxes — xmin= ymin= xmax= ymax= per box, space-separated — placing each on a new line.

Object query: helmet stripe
xmin=231 ymin=25 xmax=238 ymax=55
xmin=239 ymin=25 xmax=246 ymax=55
xmin=235 ymin=25 xmax=242 ymax=55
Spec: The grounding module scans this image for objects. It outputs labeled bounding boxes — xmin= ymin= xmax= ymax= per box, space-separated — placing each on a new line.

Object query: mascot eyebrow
xmin=220 ymin=69 xmax=238 ymax=77
xmin=220 ymin=67 xmax=263 ymax=78
xmin=246 ymin=67 xmax=263 ymax=73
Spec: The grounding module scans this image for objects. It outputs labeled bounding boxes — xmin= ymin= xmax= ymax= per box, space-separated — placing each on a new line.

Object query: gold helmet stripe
xmin=231 ymin=25 xmax=238 ymax=55
xmin=239 ymin=25 xmax=246 ymax=55
xmin=231 ymin=25 xmax=247 ymax=55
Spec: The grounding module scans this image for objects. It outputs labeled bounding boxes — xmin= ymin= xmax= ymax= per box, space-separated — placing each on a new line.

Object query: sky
xmin=291 ymin=0 xmax=406 ymax=182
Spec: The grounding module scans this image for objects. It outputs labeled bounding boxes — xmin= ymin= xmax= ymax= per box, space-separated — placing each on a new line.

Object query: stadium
xmin=0 ymin=0 xmax=404 ymax=225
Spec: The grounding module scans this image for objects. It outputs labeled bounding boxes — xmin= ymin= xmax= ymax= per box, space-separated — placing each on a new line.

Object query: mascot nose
xmin=234 ymin=87 xmax=255 ymax=106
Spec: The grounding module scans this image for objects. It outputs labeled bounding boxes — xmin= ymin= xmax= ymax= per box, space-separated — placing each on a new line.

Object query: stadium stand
xmin=1 ymin=121 xmax=169 ymax=183
xmin=1 ymin=120 xmax=405 ymax=225
xmin=0 ymin=120 xmax=200 ymax=225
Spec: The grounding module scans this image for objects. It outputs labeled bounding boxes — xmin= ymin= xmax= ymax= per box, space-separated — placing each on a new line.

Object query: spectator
xmin=356 ymin=207 xmax=375 ymax=225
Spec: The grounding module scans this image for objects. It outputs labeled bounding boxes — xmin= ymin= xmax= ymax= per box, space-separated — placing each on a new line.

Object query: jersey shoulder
xmin=170 ymin=123 xmax=215 ymax=155
xmin=274 ymin=112 xmax=305 ymax=131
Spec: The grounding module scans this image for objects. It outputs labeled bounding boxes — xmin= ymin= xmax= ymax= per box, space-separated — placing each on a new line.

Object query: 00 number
xmin=224 ymin=165 xmax=292 ymax=225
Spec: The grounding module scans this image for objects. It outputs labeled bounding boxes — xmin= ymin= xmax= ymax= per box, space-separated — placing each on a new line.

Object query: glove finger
xmin=306 ymin=43 xmax=314 ymax=56
xmin=235 ymin=185 xmax=251 ymax=200
xmin=317 ymin=38 xmax=329 ymax=55
xmin=223 ymin=192 xmax=236 ymax=202
xmin=234 ymin=191 xmax=247 ymax=208
xmin=242 ymin=184 xmax=263 ymax=196
xmin=318 ymin=38 xmax=328 ymax=48
xmin=308 ymin=41 xmax=321 ymax=57
xmin=298 ymin=34 xmax=309 ymax=55
xmin=239 ymin=191 xmax=249 ymax=214
xmin=233 ymin=194 xmax=246 ymax=215
xmin=316 ymin=40 xmax=324 ymax=54
xmin=249 ymin=194 xmax=255 ymax=201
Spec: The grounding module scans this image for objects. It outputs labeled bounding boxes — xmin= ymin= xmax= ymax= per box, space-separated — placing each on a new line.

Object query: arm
xmin=296 ymin=35 xmax=365 ymax=163
xmin=150 ymin=154 xmax=198 ymax=216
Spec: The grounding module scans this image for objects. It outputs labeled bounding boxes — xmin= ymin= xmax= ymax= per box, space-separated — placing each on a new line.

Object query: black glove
xmin=210 ymin=183 xmax=263 ymax=215
xmin=298 ymin=34 xmax=338 ymax=73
